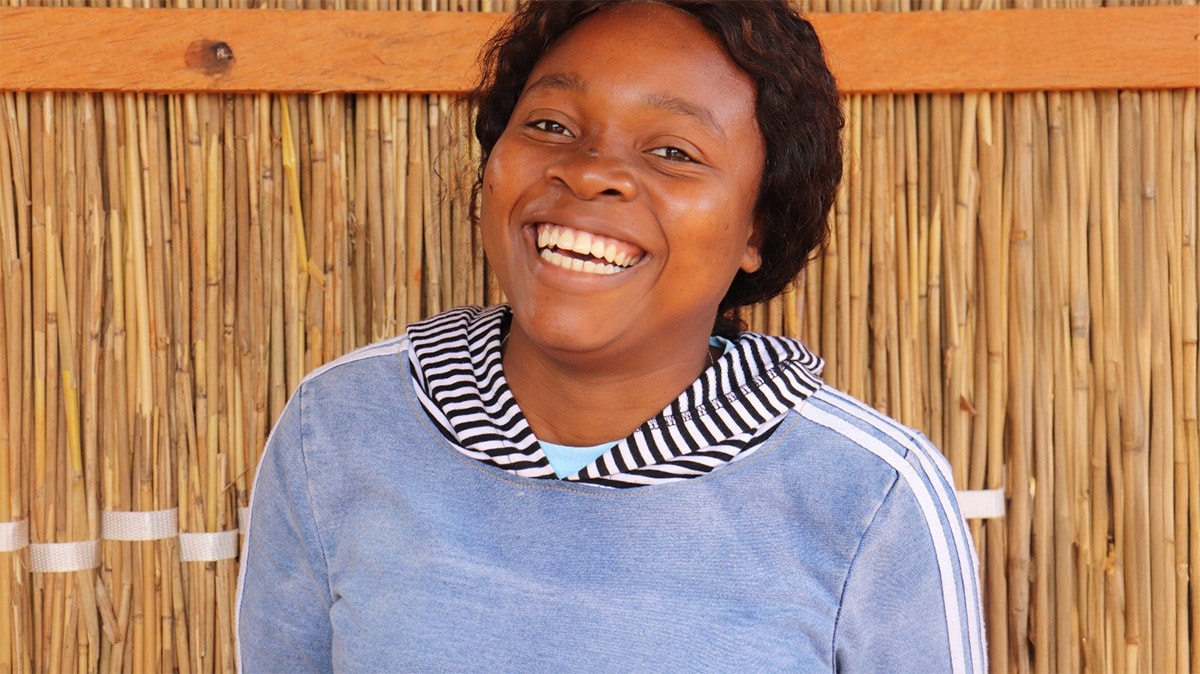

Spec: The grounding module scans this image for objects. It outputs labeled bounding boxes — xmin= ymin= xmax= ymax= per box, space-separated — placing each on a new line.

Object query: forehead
xmin=521 ymin=3 xmax=758 ymax=127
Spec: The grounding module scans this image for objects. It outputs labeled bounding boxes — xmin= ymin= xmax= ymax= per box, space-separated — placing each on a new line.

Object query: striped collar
xmin=407 ymin=306 xmax=825 ymax=488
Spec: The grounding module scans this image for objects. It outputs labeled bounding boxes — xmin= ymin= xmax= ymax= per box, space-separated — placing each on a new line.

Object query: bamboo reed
xmin=1168 ymin=87 xmax=1193 ymax=674
xmin=1145 ymin=89 xmax=1178 ymax=674
xmin=1118 ymin=89 xmax=1153 ymax=674
xmin=1032 ymin=89 xmax=1055 ymax=674
xmin=365 ymin=94 xmax=386 ymax=341
xmin=393 ymin=92 xmax=412 ymax=329
xmin=406 ymin=96 xmax=426 ymax=325
xmin=870 ymin=93 xmax=893 ymax=415
xmin=1181 ymin=86 xmax=1199 ymax=674
xmin=1008 ymin=90 xmax=1035 ymax=674
xmin=847 ymin=94 xmax=868 ymax=399
xmin=0 ymin=86 xmax=30 ymax=674
xmin=377 ymin=93 xmax=397 ymax=339
xmin=977 ymin=90 xmax=1009 ymax=674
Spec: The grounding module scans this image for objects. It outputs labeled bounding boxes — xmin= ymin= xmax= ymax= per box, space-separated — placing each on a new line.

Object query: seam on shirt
xmin=830 ymin=472 xmax=901 ymax=667
xmin=301 ymin=337 xmax=406 ymax=386
xmin=802 ymin=395 xmax=977 ymax=673
xmin=235 ymin=384 xmax=334 ymax=667
xmin=297 ymin=382 xmax=335 ymax=604
xmin=647 ymin=360 xmax=818 ymax=430
xmin=814 ymin=387 xmax=985 ymax=671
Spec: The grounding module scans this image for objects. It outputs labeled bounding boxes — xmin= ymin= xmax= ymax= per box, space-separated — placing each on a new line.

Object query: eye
xmin=649 ymin=146 xmax=696 ymax=163
xmin=528 ymin=119 xmax=574 ymax=137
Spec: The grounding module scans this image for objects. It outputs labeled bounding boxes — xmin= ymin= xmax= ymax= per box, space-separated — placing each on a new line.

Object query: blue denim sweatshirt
xmin=236 ymin=311 xmax=986 ymax=672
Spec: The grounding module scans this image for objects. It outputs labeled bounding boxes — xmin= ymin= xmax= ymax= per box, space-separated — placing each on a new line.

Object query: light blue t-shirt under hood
xmin=539 ymin=336 xmax=736 ymax=479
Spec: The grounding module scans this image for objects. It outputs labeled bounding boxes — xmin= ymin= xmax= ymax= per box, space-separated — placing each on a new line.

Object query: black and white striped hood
xmin=407 ymin=305 xmax=825 ymax=488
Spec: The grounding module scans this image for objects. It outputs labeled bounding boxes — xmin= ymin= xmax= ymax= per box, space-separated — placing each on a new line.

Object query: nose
xmin=544 ymin=145 xmax=637 ymax=201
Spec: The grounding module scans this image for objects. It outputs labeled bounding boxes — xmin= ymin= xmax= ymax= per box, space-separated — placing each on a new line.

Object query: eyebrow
xmin=522 ymin=72 xmax=584 ymax=97
xmin=521 ymin=72 xmax=728 ymax=141
xmin=640 ymin=93 xmax=726 ymax=141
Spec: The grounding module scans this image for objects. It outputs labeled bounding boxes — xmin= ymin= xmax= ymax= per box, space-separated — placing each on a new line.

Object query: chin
xmin=512 ymin=302 xmax=622 ymax=356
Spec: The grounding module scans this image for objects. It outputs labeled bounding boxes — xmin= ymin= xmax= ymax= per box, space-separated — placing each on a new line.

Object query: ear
xmin=739 ymin=219 xmax=764 ymax=274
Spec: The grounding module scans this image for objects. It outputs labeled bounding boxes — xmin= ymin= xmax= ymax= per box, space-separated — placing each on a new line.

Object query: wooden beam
xmin=0 ymin=8 xmax=507 ymax=94
xmin=816 ymin=6 xmax=1200 ymax=93
xmin=1 ymin=6 xmax=1197 ymax=95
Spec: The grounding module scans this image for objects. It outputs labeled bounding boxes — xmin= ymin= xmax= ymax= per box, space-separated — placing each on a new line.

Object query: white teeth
xmin=572 ymin=231 xmax=593 ymax=256
xmin=539 ymin=248 xmax=625 ymax=275
xmin=558 ymin=228 xmax=575 ymax=252
xmin=534 ymin=223 xmax=643 ymax=272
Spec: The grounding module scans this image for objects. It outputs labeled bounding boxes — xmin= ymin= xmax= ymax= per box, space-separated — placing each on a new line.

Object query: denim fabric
xmin=236 ymin=338 xmax=985 ymax=673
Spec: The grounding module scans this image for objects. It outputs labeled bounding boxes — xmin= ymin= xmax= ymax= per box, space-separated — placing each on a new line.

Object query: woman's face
xmin=480 ymin=2 xmax=765 ymax=364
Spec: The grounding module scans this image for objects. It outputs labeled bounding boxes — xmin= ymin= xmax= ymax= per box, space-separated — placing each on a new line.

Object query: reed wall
xmin=0 ymin=1 xmax=1197 ymax=673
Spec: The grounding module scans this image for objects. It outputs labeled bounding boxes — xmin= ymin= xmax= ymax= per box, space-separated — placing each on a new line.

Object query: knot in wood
xmin=185 ymin=39 xmax=235 ymax=77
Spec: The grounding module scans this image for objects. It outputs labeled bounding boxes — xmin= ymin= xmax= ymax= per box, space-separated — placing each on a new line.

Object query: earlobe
xmin=740 ymin=245 xmax=762 ymax=274
xmin=740 ymin=222 xmax=764 ymax=273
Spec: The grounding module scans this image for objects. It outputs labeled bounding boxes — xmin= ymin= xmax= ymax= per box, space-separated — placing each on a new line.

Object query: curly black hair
xmin=466 ymin=0 xmax=844 ymax=335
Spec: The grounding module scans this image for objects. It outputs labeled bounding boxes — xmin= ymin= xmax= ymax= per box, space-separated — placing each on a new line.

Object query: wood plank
xmin=0 ymin=8 xmax=507 ymax=94
xmin=0 ymin=6 xmax=1197 ymax=94
xmin=815 ymin=6 xmax=1200 ymax=94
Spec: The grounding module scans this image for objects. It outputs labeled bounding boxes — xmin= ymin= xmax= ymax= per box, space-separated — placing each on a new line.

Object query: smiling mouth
xmin=535 ymin=224 xmax=645 ymax=275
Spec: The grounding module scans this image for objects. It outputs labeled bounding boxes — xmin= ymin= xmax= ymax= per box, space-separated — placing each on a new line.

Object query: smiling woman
xmin=479 ymin=4 xmax=768 ymax=446
xmin=236 ymin=2 xmax=986 ymax=672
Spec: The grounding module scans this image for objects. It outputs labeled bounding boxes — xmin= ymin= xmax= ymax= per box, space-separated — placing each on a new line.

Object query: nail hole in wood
xmin=185 ymin=39 xmax=235 ymax=77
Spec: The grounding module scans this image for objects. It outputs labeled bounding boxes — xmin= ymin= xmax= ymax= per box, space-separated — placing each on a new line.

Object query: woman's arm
xmin=236 ymin=388 xmax=334 ymax=672
xmin=832 ymin=439 xmax=987 ymax=674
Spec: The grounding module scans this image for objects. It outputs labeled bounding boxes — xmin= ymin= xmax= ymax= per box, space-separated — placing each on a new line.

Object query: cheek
xmin=479 ymin=143 xmax=523 ymax=212
xmin=479 ymin=157 xmax=508 ymax=223
xmin=660 ymin=193 xmax=749 ymax=262
xmin=478 ymin=166 xmax=505 ymax=255
xmin=696 ymin=197 xmax=758 ymax=262
xmin=482 ymin=152 xmax=501 ymax=193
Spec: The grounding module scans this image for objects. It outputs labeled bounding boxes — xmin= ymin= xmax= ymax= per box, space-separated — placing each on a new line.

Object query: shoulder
xmin=796 ymin=385 xmax=957 ymax=514
xmin=726 ymin=332 xmax=953 ymax=503
xmin=300 ymin=334 xmax=408 ymax=386
xmin=797 ymin=388 xmax=984 ymax=672
xmin=298 ymin=305 xmax=504 ymax=390
xmin=802 ymin=386 xmax=948 ymax=469
xmin=768 ymin=381 xmax=968 ymax=567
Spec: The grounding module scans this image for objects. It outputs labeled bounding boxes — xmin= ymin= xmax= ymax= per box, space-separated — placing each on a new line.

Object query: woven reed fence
xmin=1 ymin=1 xmax=1197 ymax=672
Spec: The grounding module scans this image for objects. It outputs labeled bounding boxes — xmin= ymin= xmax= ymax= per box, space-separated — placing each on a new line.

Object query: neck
xmin=501 ymin=323 xmax=717 ymax=447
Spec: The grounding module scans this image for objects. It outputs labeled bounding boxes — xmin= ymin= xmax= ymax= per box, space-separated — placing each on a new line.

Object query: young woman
xmin=237 ymin=1 xmax=986 ymax=671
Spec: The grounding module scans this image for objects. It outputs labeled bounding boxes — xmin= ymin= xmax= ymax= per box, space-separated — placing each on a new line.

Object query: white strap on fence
xmin=7 ymin=510 xmax=246 ymax=563
xmin=238 ymin=507 xmax=249 ymax=536
xmin=29 ymin=540 xmax=101 ymax=572
xmin=179 ymin=530 xmax=240 ymax=562
xmin=956 ymin=488 xmax=1006 ymax=519
xmin=0 ymin=519 xmax=30 ymax=552
xmin=102 ymin=509 xmax=179 ymax=541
